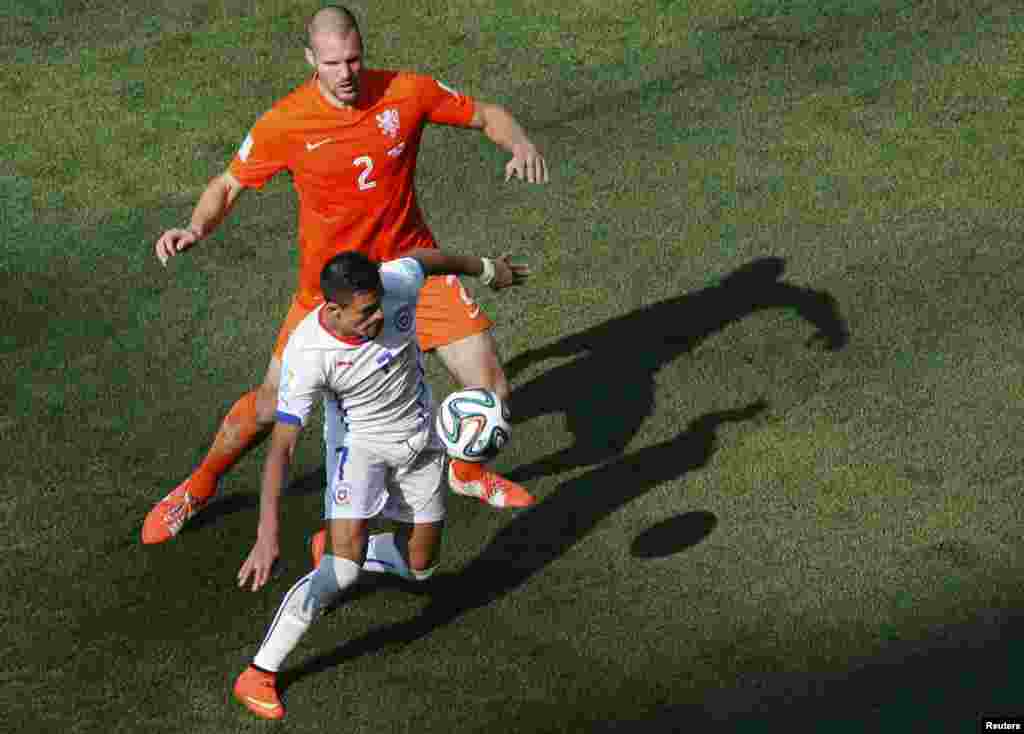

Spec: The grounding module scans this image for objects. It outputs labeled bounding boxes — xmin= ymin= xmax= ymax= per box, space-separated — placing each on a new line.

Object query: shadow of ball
xmin=630 ymin=511 xmax=717 ymax=559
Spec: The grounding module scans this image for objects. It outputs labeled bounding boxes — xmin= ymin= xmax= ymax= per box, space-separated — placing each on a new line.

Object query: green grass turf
xmin=2 ymin=0 xmax=1023 ymax=731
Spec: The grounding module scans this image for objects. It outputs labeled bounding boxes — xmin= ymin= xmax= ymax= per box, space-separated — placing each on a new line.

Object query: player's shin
xmin=192 ymin=391 xmax=272 ymax=496
xmin=252 ymin=555 xmax=360 ymax=671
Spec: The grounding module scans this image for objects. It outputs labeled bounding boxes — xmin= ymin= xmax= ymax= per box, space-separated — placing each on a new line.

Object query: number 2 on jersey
xmin=353 ymin=155 xmax=377 ymax=190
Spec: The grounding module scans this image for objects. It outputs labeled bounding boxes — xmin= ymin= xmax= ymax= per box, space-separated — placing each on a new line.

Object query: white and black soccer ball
xmin=435 ymin=388 xmax=511 ymax=463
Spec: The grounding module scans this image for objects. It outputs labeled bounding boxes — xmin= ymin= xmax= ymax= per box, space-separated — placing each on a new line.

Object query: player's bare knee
xmin=468 ymin=359 xmax=509 ymax=402
xmin=437 ymin=332 xmax=508 ymax=399
xmin=477 ymin=339 xmax=509 ymax=401
xmin=467 ymin=362 xmax=510 ymax=405
xmin=486 ymin=367 xmax=510 ymax=402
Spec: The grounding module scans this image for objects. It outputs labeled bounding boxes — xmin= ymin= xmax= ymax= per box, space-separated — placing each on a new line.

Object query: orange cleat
xmin=309 ymin=528 xmax=327 ymax=570
xmin=140 ymin=478 xmax=212 ymax=545
xmin=233 ymin=665 xmax=284 ymax=720
xmin=448 ymin=463 xmax=535 ymax=508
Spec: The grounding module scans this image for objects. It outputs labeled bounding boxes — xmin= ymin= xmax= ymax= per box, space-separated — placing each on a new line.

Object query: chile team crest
xmin=393 ymin=304 xmax=413 ymax=332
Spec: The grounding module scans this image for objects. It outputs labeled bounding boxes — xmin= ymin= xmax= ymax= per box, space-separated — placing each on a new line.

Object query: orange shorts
xmin=272 ymin=275 xmax=492 ymax=358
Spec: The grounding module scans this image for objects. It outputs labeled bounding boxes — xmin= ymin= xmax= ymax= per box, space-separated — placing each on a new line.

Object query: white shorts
xmin=323 ymin=424 xmax=446 ymax=524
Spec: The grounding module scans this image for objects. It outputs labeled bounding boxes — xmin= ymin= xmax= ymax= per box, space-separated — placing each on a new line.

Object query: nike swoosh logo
xmin=306 ymin=138 xmax=333 ymax=151
xmin=245 ymin=696 xmax=282 ymax=712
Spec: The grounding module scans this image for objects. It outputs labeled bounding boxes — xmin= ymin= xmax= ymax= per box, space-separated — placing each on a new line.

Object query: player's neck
xmin=318 ymin=307 xmax=367 ymax=345
xmin=316 ymin=78 xmax=360 ymax=111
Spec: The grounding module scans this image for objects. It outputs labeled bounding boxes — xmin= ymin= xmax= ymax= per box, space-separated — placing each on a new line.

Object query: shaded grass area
xmin=3 ymin=0 xmax=1024 ymax=732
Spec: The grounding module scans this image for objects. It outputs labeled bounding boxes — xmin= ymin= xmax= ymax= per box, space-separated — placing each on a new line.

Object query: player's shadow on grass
xmin=504 ymin=256 xmax=848 ymax=483
xmin=631 ymin=510 xmax=719 ymax=559
xmin=281 ymin=400 xmax=765 ymax=692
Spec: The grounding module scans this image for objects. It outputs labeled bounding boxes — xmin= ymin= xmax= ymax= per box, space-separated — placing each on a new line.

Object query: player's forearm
xmin=188 ymin=173 xmax=243 ymax=239
xmin=478 ymin=103 xmax=533 ymax=153
xmin=408 ymin=249 xmax=484 ymax=279
xmin=256 ymin=448 xmax=289 ymax=542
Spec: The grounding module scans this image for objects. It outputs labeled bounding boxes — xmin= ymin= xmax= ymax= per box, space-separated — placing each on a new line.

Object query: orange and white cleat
xmin=233 ymin=665 xmax=284 ymax=720
xmin=448 ymin=463 xmax=535 ymax=508
xmin=140 ymin=479 xmax=211 ymax=545
xmin=309 ymin=528 xmax=327 ymax=570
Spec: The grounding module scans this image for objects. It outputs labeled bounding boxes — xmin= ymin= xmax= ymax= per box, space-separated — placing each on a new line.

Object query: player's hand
xmin=490 ymin=254 xmax=530 ymax=290
xmin=238 ymin=536 xmax=280 ymax=592
xmin=155 ymin=226 xmax=200 ymax=267
xmin=505 ymin=143 xmax=549 ymax=184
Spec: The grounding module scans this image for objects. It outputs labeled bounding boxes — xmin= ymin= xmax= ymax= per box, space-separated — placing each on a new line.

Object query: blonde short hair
xmin=306 ymin=5 xmax=361 ymax=50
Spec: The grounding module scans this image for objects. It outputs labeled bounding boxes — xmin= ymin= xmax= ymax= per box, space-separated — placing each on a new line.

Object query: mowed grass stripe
xmin=4 ymin=1 xmax=1024 ymax=732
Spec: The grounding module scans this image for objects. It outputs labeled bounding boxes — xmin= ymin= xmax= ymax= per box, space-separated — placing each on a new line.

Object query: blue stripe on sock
xmin=257 ymin=571 xmax=314 ymax=653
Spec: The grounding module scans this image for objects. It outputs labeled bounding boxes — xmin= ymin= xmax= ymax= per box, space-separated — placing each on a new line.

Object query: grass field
xmin=3 ymin=0 xmax=1023 ymax=731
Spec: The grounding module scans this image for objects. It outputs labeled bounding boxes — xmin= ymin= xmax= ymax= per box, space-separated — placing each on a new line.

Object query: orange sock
xmin=190 ymin=391 xmax=271 ymax=499
xmin=450 ymin=458 xmax=486 ymax=482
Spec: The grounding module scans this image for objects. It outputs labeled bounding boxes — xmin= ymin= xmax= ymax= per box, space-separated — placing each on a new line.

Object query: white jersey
xmin=276 ymin=258 xmax=433 ymax=440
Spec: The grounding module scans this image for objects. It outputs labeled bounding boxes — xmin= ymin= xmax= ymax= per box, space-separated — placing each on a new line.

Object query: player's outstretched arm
xmin=406 ymin=249 xmax=530 ymax=290
xmin=470 ymin=102 xmax=549 ymax=184
xmin=237 ymin=421 xmax=300 ymax=592
xmin=155 ymin=171 xmax=246 ymax=266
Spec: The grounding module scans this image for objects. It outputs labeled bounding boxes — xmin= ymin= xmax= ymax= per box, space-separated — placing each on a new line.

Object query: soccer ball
xmin=435 ymin=388 xmax=511 ymax=463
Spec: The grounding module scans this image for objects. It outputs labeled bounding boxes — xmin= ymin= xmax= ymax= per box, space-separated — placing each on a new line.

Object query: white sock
xmin=253 ymin=571 xmax=315 ymax=673
xmin=363 ymin=532 xmax=412 ymax=580
xmin=253 ymin=555 xmax=360 ymax=672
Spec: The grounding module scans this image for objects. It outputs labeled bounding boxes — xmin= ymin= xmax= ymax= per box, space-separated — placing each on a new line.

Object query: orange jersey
xmin=229 ymin=70 xmax=476 ymax=308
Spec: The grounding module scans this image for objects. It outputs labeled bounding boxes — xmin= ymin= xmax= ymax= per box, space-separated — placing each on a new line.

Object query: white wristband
xmin=479 ymin=257 xmax=496 ymax=286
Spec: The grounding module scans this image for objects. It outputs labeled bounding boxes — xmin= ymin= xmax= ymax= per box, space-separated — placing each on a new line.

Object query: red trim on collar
xmin=318 ymin=307 xmax=367 ymax=346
